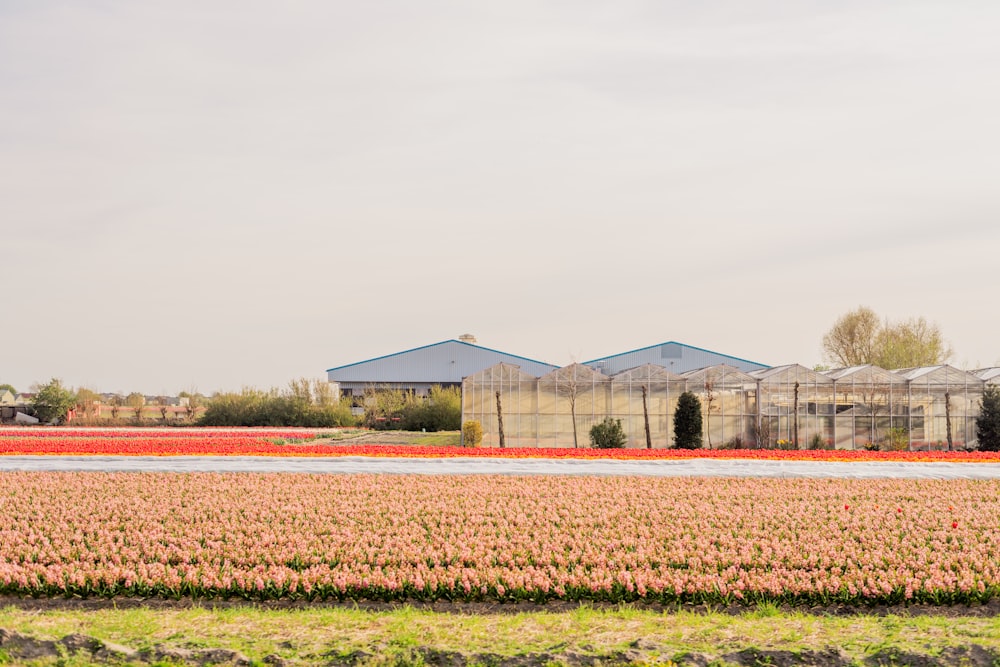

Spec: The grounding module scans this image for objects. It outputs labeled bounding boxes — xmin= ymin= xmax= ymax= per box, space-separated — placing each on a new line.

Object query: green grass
xmin=2 ymin=603 xmax=1000 ymax=666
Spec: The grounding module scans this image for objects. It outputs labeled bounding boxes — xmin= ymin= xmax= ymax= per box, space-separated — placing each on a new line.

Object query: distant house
xmin=0 ymin=390 xmax=16 ymax=406
xmin=14 ymin=393 xmax=35 ymax=406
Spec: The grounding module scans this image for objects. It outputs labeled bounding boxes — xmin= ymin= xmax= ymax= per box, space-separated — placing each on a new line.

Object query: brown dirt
xmin=4 ymin=595 xmax=1000 ymax=617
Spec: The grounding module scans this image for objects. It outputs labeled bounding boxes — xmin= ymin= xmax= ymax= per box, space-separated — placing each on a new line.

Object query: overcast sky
xmin=2 ymin=1 xmax=999 ymax=396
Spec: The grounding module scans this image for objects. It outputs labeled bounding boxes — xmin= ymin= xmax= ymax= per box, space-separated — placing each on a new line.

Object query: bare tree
xmin=108 ymin=394 xmax=123 ymax=420
xmin=704 ymin=377 xmax=716 ymax=448
xmin=126 ymin=392 xmax=145 ymax=424
xmin=157 ymin=397 xmax=170 ymax=424
xmin=553 ymin=365 xmax=587 ymax=448
xmin=822 ymin=306 xmax=952 ymax=369
xmin=822 ymin=306 xmax=881 ymax=367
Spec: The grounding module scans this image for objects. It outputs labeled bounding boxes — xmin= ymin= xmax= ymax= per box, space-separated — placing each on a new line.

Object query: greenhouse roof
xmin=893 ymin=365 xmax=984 ymax=385
xmin=679 ymin=364 xmax=758 ymax=385
xmin=463 ymin=362 xmax=539 ymax=384
xmin=612 ymin=364 xmax=682 ymax=383
xmin=748 ymin=364 xmax=833 ymax=384
xmin=823 ymin=365 xmax=907 ymax=384
xmin=974 ymin=367 xmax=1000 ymax=383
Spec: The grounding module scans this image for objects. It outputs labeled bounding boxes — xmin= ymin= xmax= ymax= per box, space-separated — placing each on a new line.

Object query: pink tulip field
xmin=1 ymin=472 xmax=996 ymax=606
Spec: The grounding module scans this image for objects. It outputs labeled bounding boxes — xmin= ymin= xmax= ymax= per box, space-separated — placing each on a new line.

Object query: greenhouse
xmin=461 ymin=362 xmax=996 ymax=450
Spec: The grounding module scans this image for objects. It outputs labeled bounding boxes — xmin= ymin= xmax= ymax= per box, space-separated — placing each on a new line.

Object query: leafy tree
xmin=126 ymin=392 xmax=146 ymax=423
xmin=31 ymin=379 xmax=77 ymax=424
xmin=673 ymin=391 xmax=703 ymax=449
xmin=873 ymin=317 xmax=952 ymax=369
xmin=589 ymin=417 xmax=627 ymax=449
xmin=74 ymin=388 xmax=101 ymax=421
xmin=107 ymin=394 xmax=124 ymax=420
xmin=822 ymin=306 xmax=952 ymax=369
xmin=179 ymin=390 xmax=205 ymax=422
xmin=0 ymin=383 xmax=16 ymax=395
xmin=977 ymin=385 xmax=1000 ymax=452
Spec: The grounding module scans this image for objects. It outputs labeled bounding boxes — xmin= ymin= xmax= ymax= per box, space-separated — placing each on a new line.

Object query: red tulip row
xmin=0 ymin=473 xmax=994 ymax=605
xmin=2 ymin=431 xmax=1000 ymax=461
xmin=0 ymin=428 xmax=316 ymax=439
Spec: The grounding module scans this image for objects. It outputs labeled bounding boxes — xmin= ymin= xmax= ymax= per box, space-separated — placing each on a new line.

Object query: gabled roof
xmin=974 ymin=367 xmax=1000 ymax=384
xmin=893 ymin=365 xmax=984 ymax=386
xmin=326 ymin=339 xmax=559 ymax=384
xmin=539 ymin=363 xmax=609 ymax=384
xmin=611 ymin=364 xmax=683 ymax=384
xmin=584 ymin=341 xmax=767 ymax=375
xmin=749 ymin=364 xmax=834 ymax=385
xmin=680 ymin=364 xmax=759 ymax=386
xmin=464 ymin=362 xmax=539 ymax=384
xmin=823 ymin=364 xmax=906 ymax=384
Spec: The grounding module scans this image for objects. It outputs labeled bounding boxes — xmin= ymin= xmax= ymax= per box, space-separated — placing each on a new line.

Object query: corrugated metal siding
xmin=585 ymin=342 xmax=767 ymax=375
xmin=328 ymin=341 xmax=559 ymax=384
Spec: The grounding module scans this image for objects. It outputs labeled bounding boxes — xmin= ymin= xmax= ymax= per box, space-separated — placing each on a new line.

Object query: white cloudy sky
xmin=2 ymin=1 xmax=999 ymax=395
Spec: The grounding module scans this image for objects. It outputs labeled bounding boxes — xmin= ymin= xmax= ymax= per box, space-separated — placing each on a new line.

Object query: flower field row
xmin=2 ymin=432 xmax=1000 ymax=461
xmin=0 ymin=428 xmax=317 ymax=439
xmin=0 ymin=472 xmax=997 ymax=605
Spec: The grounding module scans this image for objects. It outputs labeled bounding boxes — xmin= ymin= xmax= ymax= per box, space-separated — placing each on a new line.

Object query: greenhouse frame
xmin=461 ymin=362 xmax=996 ymax=450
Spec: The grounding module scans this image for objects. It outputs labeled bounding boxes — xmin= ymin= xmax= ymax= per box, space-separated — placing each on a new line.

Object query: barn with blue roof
xmin=326 ymin=334 xmax=559 ymax=404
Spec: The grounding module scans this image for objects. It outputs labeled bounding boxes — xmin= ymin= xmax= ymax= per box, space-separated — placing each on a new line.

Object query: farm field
xmin=3 ymin=428 xmax=1000 ymax=665
xmin=1 ymin=472 xmax=997 ymax=606
xmin=2 ymin=427 xmax=1000 ymax=461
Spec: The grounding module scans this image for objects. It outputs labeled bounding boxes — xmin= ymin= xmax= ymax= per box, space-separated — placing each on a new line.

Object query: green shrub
xmin=977 ymin=385 xmax=1000 ymax=452
xmin=462 ymin=420 xmax=483 ymax=447
xmin=882 ymin=427 xmax=909 ymax=452
xmin=589 ymin=417 xmax=627 ymax=449
xmin=199 ymin=386 xmax=358 ymax=428
xmin=673 ymin=391 xmax=703 ymax=449
xmin=364 ymin=386 xmax=462 ymax=432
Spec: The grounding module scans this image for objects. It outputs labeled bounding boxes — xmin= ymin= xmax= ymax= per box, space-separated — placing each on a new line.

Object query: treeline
xmin=198 ymin=379 xmax=355 ymax=428
xmin=361 ymin=385 xmax=461 ymax=432
xmin=199 ymin=381 xmax=462 ymax=431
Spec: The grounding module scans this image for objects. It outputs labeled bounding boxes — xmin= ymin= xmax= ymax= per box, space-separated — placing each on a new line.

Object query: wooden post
xmin=641 ymin=385 xmax=652 ymax=449
xmin=496 ymin=390 xmax=505 ymax=449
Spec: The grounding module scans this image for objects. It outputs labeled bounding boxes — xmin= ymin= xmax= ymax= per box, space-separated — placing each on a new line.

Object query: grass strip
xmin=3 ymin=603 xmax=1000 ymax=665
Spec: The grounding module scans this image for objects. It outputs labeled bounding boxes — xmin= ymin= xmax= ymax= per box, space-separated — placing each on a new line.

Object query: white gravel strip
xmin=2 ymin=456 xmax=1000 ymax=479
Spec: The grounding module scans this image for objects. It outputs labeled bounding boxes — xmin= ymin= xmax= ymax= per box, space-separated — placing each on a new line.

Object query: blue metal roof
xmin=326 ymin=340 xmax=560 ymax=384
xmin=584 ymin=341 xmax=767 ymax=375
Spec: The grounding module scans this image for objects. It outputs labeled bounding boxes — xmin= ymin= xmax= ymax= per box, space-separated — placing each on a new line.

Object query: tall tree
xmin=74 ymin=388 xmax=101 ymax=421
xmin=179 ymin=390 xmax=205 ymax=422
xmin=0 ymin=383 xmax=16 ymax=395
xmin=976 ymin=386 xmax=1000 ymax=452
xmin=873 ymin=317 xmax=953 ymax=369
xmin=550 ymin=364 xmax=596 ymax=449
xmin=822 ymin=307 xmax=952 ymax=369
xmin=108 ymin=394 xmax=123 ymax=420
xmin=31 ymin=379 xmax=77 ymax=424
xmin=673 ymin=391 xmax=703 ymax=449
xmin=126 ymin=392 xmax=146 ymax=423
xmin=821 ymin=307 xmax=881 ymax=367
